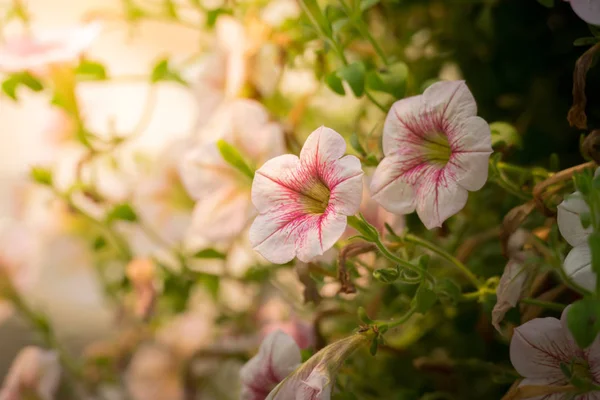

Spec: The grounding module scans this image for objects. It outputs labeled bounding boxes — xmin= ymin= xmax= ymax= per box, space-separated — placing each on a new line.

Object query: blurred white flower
xmin=0 ymin=346 xmax=61 ymax=400
xmin=0 ymin=22 xmax=101 ymax=73
xmin=180 ymin=99 xmax=285 ymax=242
xmin=126 ymin=344 xmax=184 ymax=400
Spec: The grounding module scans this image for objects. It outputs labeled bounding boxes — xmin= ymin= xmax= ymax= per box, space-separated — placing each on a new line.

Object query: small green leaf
xmin=300 ymin=0 xmax=332 ymax=37
xmin=151 ymin=58 xmax=187 ymax=85
xmin=360 ymin=0 xmax=380 ymax=12
xmin=369 ymin=337 xmax=378 ymax=356
xmin=358 ymin=307 xmax=374 ymax=324
xmin=350 ymin=132 xmax=367 ymax=156
xmin=367 ymin=62 xmax=408 ymax=99
xmin=206 ymin=8 xmax=232 ymax=27
xmin=574 ymin=37 xmax=599 ymax=47
xmin=566 ymin=299 xmax=600 ymax=349
xmin=193 ymin=248 xmax=226 ymax=260
xmin=164 ymin=0 xmax=178 ymax=18
xmin=337 ymin=62 xmax=366 ymax=97
xmin=537 ymin=0 xmax=554 ymax=7
xmin=106 ymin=203 xmax=138 ymax=223
xmin=93 ymin=236 xmax=107 ymax=251
xmin=216 ymin=140 xmax=255 ymax=179
xmin=373 ymin=265 xmax=400 ymax=283
xmin=412 ymin=285 xmax=437 ymax=314
xmin=325 ymin=72 xmax=345 ymax=95
xmin=30 ymin=166 xmax=53 ymax=186
xmin=76 ymin=60 xmax=108 ymax=81
xmin=2 ymin=72 xmax=43 ymax=100
xmin=490 ymin=121 xmax=522 ymax=149
xmin=196 ymin=272 xmax=220 ymax=300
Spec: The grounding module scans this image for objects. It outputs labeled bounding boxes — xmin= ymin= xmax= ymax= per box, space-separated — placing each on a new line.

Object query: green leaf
xmin=164 ymin=0 xmax=178 ymax=18
xmin=93 ymin=236 xmax=107 ymax=251
xmin=360 ymin=0 xmax=380 ymax=12
xmin=350 ymin=132 xmax=367 ymax=156
xmin=434 ymin=278 xmax=461 ymax=303
xmin=76 ymin=60 xmax=108 ymax=81
xmin=412 ymin=285 xmax=437 ymax=314
xmin=337 ymin=62 xmax=366 ymax=97
xmin=106 ymin=203 xmax=138 ymax=223
xmin=150 ymin=58 xmax=187 ymax=85
xmin=300 ymin=0 xmax=332 ymax=37
xmin=30 ymin=166 xmax=53 ymax=186
xmin=196 ymin=272 xmax=220 ymax=300
xmin=331 ymin=17 xmax=350 ymax=35
xmin=367 ymin=62 xmax=408 ymax=99
xmin=537 ymin=0 xmax=554 ymax=7
xmin=566 ymin=299 xmax=600 ymax=349
xmin=369 ymin=337 xmax=378 ymax=356
xmin=193 ymin=248 xmax=226 ymax=259
xmin=206 ymin=8 xmax=232 ymax=27
xmin=574 ymin=37 xmax=599 ymax=47
xmin=325 ymin=72 xmax=345 ymax=95
xmin=373 ymin=265 xmax=400 ymax=283
xmin=2 ymin=72 xmax=43 ymax=100
xmin=216 ymin=140 xmax=255 ymax=179
xmin=490 ymin=121 xmax=522 ymax=149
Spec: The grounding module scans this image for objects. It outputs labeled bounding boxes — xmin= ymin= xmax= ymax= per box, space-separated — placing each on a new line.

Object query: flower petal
xmin=381 ymin=95 xmax=424 ymax=156
xmin=299 ymin=126 xmax=347 ymax=168
xmin=510 ymin=316 xmax=576 ymax=381
xmin=250 ymin=210 xmax=347 ymax=264
xmin=325 ymin=155 xmax=364 ymax=215
xmin=492 ymin=254 xmax=530 ymax=332
xmin=557 ymin=192 xmax=592 ymax=248
xmin=179 ymin=144 xmax=238 ymax=200
xmin=563 ymin=244 xmax=595 ymax=292
xmin=251 ymin=154 xmax=303 ymax=213
xmin=370 ymin=155 xmax=418 ymax=215
xmin=568 ymin=0 xmax=600 ymax=25
xmin=240 ymin=330 xmax=302 ymax=400
xmin=415 ymin=167 xmax=469 ymax=229
xmin=422 ymin=80 xmax=477 ymax=133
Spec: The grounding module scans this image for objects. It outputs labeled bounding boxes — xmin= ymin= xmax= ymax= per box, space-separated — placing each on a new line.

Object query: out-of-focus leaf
xmin=490 ymin=121 xmax=522 ymax=149
xmin=567 ymin=299 xmax=600 ymax=349
xmin=76 ymin=60 xmax=108 ymax=81
xmin=537 ymin=0 xmax=554 ymax=7
xmin=193 ymin=248 xmax=226 ymax=259
xmin=325 ymin=72 xmax=345 ymax=95
xmin=337 ymin=62 xmax=366 ymax=97
xmin=30 ymin=166 xmax=53 ymax=186
xmin=367 ymin=63 xmax=408 ymax=99
xmin=412 ymin=285 xmax=437 ymax=314
xmin=150 ymin=58 xmax=187 ymax=85
xmin=217 ymin=140 xmax=255 ymax=179
xmin=574 ymin=37 xmax=599 ymax=47
xmin=2 ymin=72 xmax=43 ymax=100
xmin=360 ymin=0 xmax=380 ymax=12
xmin=106 ymin=203 xmax=138 ymax=223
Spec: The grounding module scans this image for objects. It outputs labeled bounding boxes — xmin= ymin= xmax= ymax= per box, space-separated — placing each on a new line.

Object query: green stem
xmin=378 ymin=306 xmax=417 ymax=329
xmin=374 ymin=238 xmax=434 ymax=283
xmin=403 ymin=234 xmax=481 ymax=289
xmin=520 ymin=298 xmax=566 ymax=311
xmin=489 ymin=175 xmax=532 ymax=200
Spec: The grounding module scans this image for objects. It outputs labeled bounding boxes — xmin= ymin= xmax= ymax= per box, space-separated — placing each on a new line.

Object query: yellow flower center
xmin=422 ymin=132 xmax=452 ymax=165
xmin=300 ymin=179 xmax=331 ymax=214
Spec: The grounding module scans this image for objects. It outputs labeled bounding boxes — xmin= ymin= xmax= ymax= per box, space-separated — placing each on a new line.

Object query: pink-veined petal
xmin=422 ymin=80 xmax=477 ymax=134
xmin=382 ymin=96 xmax=424 ymax=156
xmin=299 ymin=126 xmax=347 ymax=168
xmin=252 ymin=154 xmax=304 ymax=213
xmin=564 ymin=244 xmax=595 ymax=292
xmin=299 ymin=367 xmax=333 ymax=400
xmin=370 ymin=154 xmax=418 ymax=215
xmin=516 ymin=378 xmax=566 ymax=400
xmin=240 ymin=330 xmax=302 ymax=400
xmin=324 ymin=155 xmax=363 ymax=215
xmin=558 ymin=192 xmax=592 ymax=248
xmin=415 ymin=167 xmax=469 ymax=229
xmin=510 ymin=316 xmax=577 ymax=382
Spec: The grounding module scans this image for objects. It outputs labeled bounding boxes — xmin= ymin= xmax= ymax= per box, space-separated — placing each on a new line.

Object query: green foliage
xmin=567 ymin=299 xmax=600 ymax=348
xmin=336 ymin=62 xmax=366 ymax=97
xmin=216 ymin=140 xmax=255 ymax=179
xmin=412 ymin=285 xmax=437 ymax=314
xmin=150 ymin=59 xmax=187 ymax=85
xmin=193 ymin=248 xmax=226 ymax=259
xmin=76 ymin=60 xmax=108 ymax=81
xmin=30 ymin=166 xmax=53 ymax=186
xmin=2 ymin=72 xmax=43 ymax=100
xmin=106 ymin=203 xmax=138 ymax=223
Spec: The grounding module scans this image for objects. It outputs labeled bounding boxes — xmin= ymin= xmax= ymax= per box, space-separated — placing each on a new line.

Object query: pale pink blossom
xmin=0 ymin=346 xmax=61 ymax=400
xmin=557 ymin=170 xmax=599 ymax=292
xmin=250 ymin=126 xmax=363 ymax=263
xmin=510 ymin=307 xmax=600 ymax=399
xmin=266 ymin=333 xmax=369 ymax=400
xmin=125 ymin=258 xmax=156 ymax=319
xmin=0 ymin=22 xmax=101 ymax=73
xmin=370 ymin=80 xmax=492 ymax=229
xmin=180 ymin=99 xmax=285 ymax=241
xmin=156 ymin=310 xmax=214 ymax=359
xmin=257 ymin=298 xmax=314 ymax=349
xmin=240 ymin=330 xmax=302 ymax=400
xmin=565 ymin=0 xmax=600 ymax=26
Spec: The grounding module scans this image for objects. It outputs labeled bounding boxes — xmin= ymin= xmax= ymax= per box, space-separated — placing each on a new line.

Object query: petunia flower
xmin=557 ymin=171 xmax=599 ymax=292
xmin=564 ymin=0 xmax=600 ymax=26
xmin=510 ymin=307 xmax=600 ymax=399
xmin=370 ymin=80 xmax=492 ymax=229
xmin=0 ymin=346 xmax=61 ymax=400
xmin=266 ymin=332 xmax=370 ymax=400
xmin=250 ymin=126 xmax=363 ymax=264
xmin=239 ymin=330 xmax=302 ymax=400
xmin=180 ymin=99 xmax=285 ymax=242
xmin=0 ymin=22 xmax=101 ymax=73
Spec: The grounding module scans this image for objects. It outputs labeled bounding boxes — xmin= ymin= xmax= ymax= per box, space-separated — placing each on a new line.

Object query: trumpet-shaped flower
xmin=0 ymin=22 xmax=101 ymax=73
xmin=510 ymin=307 xmax=600 ymax=398
xmin=240 ymin=330 xmax=302 ymax=400
xmin=180 ymin=99 xmax=285 ymax=242
xmin=564 ymin=0 xmax=600 ymax=26
xmin=250 ymin=126 xmax=363 ymax=263
xmin=370 ymin=80 xmax=492 ymax=229
xmin=0 ymin=346 xmax=61 ymax=400
xmin=557 ymin=171 xmax=599 ymax=292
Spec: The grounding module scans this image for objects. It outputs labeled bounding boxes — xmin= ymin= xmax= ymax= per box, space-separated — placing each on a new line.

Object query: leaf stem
xmin=520 ymin=298 xmax=566 ymax=311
